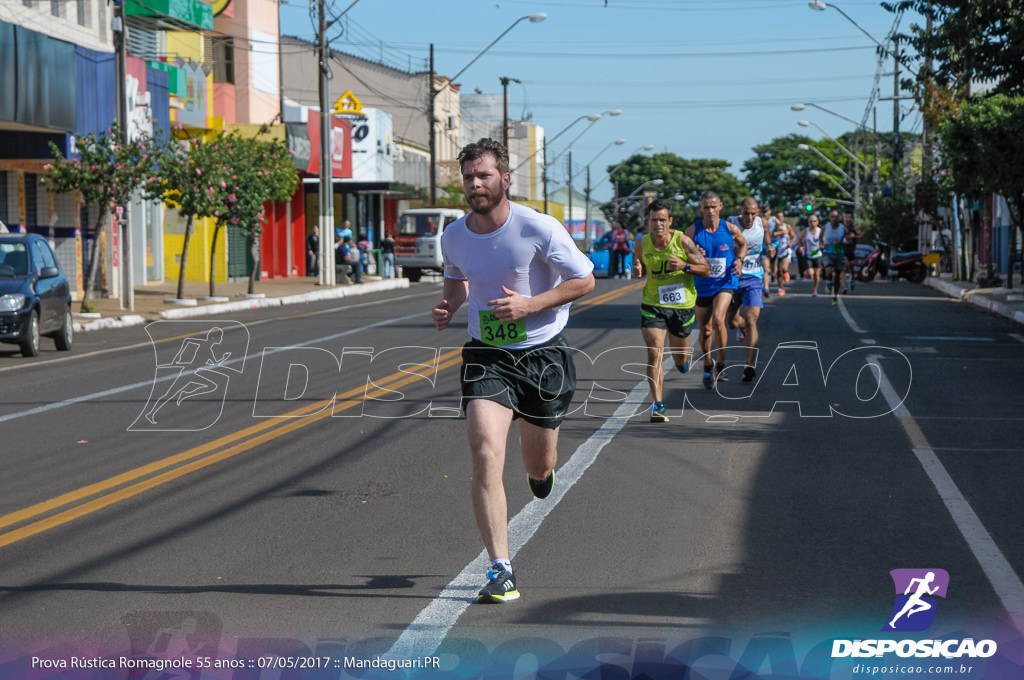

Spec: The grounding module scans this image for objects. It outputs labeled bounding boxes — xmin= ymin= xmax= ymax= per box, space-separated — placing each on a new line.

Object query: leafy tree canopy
xmin=884 ymin=0 xmax=1024 ymax=95
xmin=605 ymin=153 xmax=749 ymax=230
xmin=937 ymin=93 xmax=1024 ymax=227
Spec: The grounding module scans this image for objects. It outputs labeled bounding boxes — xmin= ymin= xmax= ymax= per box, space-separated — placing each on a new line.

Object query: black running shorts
xmin=640 ymin=304 xmax=696 ymax=338
xmin=460 ymin=335 xmax=576 ymax=429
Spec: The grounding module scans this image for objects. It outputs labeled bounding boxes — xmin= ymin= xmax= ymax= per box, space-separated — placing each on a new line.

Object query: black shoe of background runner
xmin=528 ymin=471 xmax=554 ymax=499
xmin=715 ymin=362 xmax=728 ymax=382
xmin=477 ymin=567 xmax=519 ymax=603
xmin=742 ymin=365 xmax=756 ymax=383
xmin=702 ymin=366 xmax=714 ymax=390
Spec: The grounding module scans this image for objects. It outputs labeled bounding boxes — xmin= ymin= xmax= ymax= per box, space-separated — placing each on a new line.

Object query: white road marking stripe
xmin=836 ymin=297 xmax=866 ymax=333
xmin=0 ymin=311 xmax=430 ymax=424
xmin=1009 ymin=333 xmax=1024 ymax=344
xmin=904 ymin=335 xmax=995 ymax=342
xmin=385 ymin=378 xmax=651 ymax=660
xmin=0 ymin=292 xmax=439 ymax=375
xmin=873 ymin=355 xmax=1024 ymax=634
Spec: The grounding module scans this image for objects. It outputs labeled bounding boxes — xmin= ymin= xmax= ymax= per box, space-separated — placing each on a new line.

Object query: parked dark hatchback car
xmin=0 ymin=233 xmax=73 ymax=357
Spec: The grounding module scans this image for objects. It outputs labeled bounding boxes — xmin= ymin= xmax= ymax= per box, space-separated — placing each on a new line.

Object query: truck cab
xmin=395 ymin=207 xmax=465 ymax=282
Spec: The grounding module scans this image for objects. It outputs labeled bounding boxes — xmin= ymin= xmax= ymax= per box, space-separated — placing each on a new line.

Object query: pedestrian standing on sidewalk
xmin=380 ymin=232 xmax=396 ymax=278
xmin=306 ymin=225 xmax=320 ymax=277
xmin=609 ymin=220 xmax=632 ymax=278
xmin=431 ymin=138 xmax=595 ymax=604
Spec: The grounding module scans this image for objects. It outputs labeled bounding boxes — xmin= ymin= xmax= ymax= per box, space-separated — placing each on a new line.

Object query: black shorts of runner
xmin=823 ymin=251 xmax=846 ymax=272
xmin=695 ymin=291 xmax=733 ymax=308
xmin=640 ymin=303 xmax=696 ymax=338
xmin=460 ymin=335 xmax=576 ymax=429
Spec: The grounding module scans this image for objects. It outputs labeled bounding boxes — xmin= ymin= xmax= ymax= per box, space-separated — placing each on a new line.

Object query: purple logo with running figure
xmin=883 ymin=568 xmax=949 ymax=632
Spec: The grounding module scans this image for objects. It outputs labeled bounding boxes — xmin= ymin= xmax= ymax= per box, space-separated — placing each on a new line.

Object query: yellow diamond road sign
xmin=332 ymin=91 xmax=363 ymax=116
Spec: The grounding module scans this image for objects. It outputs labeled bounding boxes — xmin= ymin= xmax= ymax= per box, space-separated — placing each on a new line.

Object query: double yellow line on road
xmin=0 ymin=281 xmax=642 ymax=550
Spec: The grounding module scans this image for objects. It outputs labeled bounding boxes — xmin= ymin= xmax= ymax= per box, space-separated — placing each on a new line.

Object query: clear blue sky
xmin=280 ymin=0 xmax=924 ymax=202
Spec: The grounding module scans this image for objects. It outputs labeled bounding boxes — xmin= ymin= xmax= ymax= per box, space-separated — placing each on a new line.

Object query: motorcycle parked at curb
xmin=854 ymin=241 xmax=929 ymax=284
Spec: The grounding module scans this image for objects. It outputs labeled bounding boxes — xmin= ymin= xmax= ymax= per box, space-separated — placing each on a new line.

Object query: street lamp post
xmin=428 ymin=13 xmax=546 ymax=205
xmin=797 ymin=119 xmax=869 ymax=219
xmin=797 ymin=143 xmax=856 ymax=186
xmin=810 ymin=169 xmax=854 ymax=200
xmin=607 ymin=178 xmax=663 ymax=224
xmin=500 ymin=76 xmax=522 ymax=151
xmin=580 ymin=138 xmax=626 ymax=250
xmin=807 ymin=1 xmax=917 ymax=196
xmin=607 ymin=144 xmax=654 ymax=199
xmin=532 ymin=110 xmax=621 ymax=212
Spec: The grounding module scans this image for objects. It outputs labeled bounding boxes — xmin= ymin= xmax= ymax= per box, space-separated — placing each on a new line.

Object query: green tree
xmin=200 ymin=129 xmax=299 ymax=296
xmin=42 ymin=125 xmax=158 ymax=312
xmin=605 ymin=153 xmax=749 ymax=230
xmin=140 ymin=129 xmax=225 ymax=300
xmin=884 ymin=0 xmax=1024 ymax=95
xmin=937 ymin=94 xmax=1024 ymax=285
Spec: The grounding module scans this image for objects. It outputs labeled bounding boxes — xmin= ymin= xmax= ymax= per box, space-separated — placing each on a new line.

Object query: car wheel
xmin=20 ymin=309 xmax=40 ymax=357
xmin=54 ymin=306 xmax=73 ymax=351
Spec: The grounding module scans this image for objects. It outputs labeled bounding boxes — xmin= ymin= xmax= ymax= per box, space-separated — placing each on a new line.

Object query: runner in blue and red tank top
xmin=685 ymin=191 xmax=747 ymax=390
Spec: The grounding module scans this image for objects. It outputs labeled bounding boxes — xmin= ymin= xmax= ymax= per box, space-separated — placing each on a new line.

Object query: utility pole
xmin=500 ymin=76 xmax=520 ymax=150
xmin=921 ymin=3 xmax=934 ymax=181
xmin=567 ymin=150 xmax=572 ymax=239
xmin=428 ymin=44 xmax=437 ymax=205
xmin=892 ymin=37 xmax=901 ymax=196
xmin=317 ymin=0 xmax=335 ymax=286
xmin=112 ymin=0 xmax=133 ymax=310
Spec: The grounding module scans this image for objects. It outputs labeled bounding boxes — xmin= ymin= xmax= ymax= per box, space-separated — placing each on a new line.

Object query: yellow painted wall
xmin=163 ymin=214 xmax=229 ymax=284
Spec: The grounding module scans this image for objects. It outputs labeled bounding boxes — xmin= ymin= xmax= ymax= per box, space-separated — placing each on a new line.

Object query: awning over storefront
xmin=125 ymin=0 xmax=213 ymax=31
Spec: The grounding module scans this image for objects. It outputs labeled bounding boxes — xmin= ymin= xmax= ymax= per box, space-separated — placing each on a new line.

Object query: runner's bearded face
xmin=648 ymin=208 xmax=672 ymax=238
xmin=462 ymin=155 xmax=509 ymax=216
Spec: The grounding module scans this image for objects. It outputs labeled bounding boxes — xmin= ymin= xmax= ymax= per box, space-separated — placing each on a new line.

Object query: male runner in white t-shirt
xmin=432 ymin=138 xmax=595 ymax=604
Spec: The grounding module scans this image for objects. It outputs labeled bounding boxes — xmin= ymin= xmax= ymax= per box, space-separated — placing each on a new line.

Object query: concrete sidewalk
xmin=73 ymin=275 xmax=412 ymax=332
xmin=923 ymin=273 xmax=1024 ymax=326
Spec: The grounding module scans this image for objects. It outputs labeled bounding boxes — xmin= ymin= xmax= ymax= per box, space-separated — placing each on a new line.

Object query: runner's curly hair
xmin=458 ymin=138 xmax=510 ymax=175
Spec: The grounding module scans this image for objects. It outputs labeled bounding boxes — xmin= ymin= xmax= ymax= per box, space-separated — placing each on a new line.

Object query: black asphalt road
xmin=1 ymin=277 xmax=1021 ymax=677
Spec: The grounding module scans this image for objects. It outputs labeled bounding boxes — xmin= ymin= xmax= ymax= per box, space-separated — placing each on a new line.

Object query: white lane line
xmin=904 ymin=335 xmax=995 ymax=342
xmin=386 ymin=379 xmax=650 ymax=660
xmin=0 ymin=292 xmax=439 ymax=374
xmin=873 ymin=355 xmax=1024 ymax=634
xmin=1009 ymin=333 xmax=1024 ymax=344
xmin=0 ymin=311 xmax=430 ymax=425
xmin=836 ymin=297 xmax=866 ymax=333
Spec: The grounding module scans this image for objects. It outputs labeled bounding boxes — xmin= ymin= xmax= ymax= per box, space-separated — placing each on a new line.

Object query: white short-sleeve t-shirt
xmin=442 ymin=201 xmax=594 ymax=349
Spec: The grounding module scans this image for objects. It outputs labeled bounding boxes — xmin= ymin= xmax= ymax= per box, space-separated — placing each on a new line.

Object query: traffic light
xmin=803 ymin=195 xmax=814 ymax=213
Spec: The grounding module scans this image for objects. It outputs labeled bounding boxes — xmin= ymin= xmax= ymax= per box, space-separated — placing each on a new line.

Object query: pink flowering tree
xmin=141 ymin=128 xmax=226 ymax=300
xmin=200 ymin=128 xmax=298 ymax=296
xmin=42 ymin=124 xmax=159 ymax=312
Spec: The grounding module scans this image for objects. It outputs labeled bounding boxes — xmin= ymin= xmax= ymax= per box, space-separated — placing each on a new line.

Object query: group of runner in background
xmin=632 ymin=195 xmax=863 ymax=422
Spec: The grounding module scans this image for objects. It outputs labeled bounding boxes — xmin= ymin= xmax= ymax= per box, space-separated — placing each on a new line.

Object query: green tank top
xmin=641 ymin=231 xmax=697 ymax=308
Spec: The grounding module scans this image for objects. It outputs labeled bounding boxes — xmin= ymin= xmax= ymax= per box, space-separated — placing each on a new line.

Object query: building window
xmin=22 ymin=0 xmax=35 ymax=8
xmin=77 ymin=0 xmax=90 ymax=27
xmin=25 ymin=174 xmax=38 ymax=228
xmin=97 ymin=0 xmax=106 ymax=41
xmin=51 ymin=0 xmax=66 ymax=18
xmin=212 ymin=37 xmax=235 ymax=84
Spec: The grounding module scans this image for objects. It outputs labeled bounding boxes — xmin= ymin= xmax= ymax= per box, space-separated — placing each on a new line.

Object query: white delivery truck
xmin=394 ymin=207 xmax=465 ymax=282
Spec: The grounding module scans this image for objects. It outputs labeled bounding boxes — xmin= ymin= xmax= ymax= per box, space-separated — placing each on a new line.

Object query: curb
xmin=73 ymin=278 xmax=410 ymax=332
xmin=923 ymin=277 xmax=1024 ymax=326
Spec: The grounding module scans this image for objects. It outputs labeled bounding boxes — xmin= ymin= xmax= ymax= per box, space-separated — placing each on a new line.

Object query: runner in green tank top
xmin=632 ymin=199 xmax=710 ymax=422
